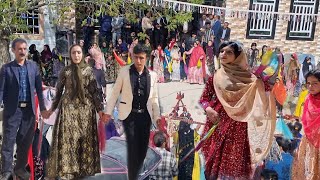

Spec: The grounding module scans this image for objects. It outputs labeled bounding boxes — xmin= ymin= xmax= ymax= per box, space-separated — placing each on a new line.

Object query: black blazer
xmin=0 ymin=60 xmax=45 ymax=116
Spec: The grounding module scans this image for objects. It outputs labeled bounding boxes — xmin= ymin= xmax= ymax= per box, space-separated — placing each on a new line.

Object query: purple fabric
xmin=105 ymin=120 xmax=119 ymax=140
xmin=206 ymin=46 xmax=214 ymax=60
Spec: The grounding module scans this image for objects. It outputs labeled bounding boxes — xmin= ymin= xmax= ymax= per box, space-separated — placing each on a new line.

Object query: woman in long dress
xmin=184 ymin=40 xmax=206 ymax=84
xmin=199 ymin=41 xmax=276 ymax=179
xmin=151 ymin=45 xmax=165 ymax=83
xmin=170 ymin=44 xmax=181 ymax=81
xmin=104 ymin=43 xmax=120 ymax=83
xmin=46 ymin=44 xmax=105 ymax=179
xmin=292 ymin=70 xmax=320 ymax=180
xmin=285 ymin=53 xmax=300 ymax=96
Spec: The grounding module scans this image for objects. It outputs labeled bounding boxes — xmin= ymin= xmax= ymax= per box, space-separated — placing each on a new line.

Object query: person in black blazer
xmin=218 ymin=22 xmax=231 ymax=42
xmin=0 ymin=38 xmax=48 ymax=180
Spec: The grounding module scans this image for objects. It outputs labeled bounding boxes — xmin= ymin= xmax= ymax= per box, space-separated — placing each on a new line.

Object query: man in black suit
xmin=0 ymin=38 xmax=48 ymax=180
xmin=218 ymin=22 xmax=231 ymax=42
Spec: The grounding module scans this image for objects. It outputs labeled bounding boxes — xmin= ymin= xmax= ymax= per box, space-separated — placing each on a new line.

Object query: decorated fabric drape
xmin=301 ymin=94 xmax=320 ymax=149
xmin=213 ymin=51 xmax=276 ymax=163
xmin=130 ymin=0 xmax=320 ymax=23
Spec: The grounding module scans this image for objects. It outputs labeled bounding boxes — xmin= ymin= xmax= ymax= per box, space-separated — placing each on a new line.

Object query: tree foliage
xmin=0 ymin=0 xmax=203 ymax=66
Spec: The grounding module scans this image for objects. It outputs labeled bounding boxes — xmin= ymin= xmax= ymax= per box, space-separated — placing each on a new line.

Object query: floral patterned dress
xmin=105 ymin=52 xmax=120 ymax=83
xmin=199 ymin=76 xmax=271 ymax=179
xmin=46 ymin=65 xmax=103 ymax=178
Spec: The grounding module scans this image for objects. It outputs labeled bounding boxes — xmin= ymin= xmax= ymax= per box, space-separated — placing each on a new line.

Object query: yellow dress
xmin=294 ymin=89 xmax=308 ymax=117
xmin=192 ymin=132 xmax=201 ymax=179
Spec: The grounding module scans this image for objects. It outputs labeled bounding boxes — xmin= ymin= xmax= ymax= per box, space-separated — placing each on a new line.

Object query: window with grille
xmin=246 ymin=0 xmax=279 ymax=39
xmin=286 ymin=0 xmax=319 ymax=41
xmin=15 ymin=9 xmax=40 ymax=34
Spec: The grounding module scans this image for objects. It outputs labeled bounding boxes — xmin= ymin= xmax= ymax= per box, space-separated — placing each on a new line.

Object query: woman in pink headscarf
xmin=184 ymin=40 xmax=206 ymax=84
xmin=86 ymin=43 xmax=106 ymax=71
xmin=292 ymin=70 xmax=320 ymax=180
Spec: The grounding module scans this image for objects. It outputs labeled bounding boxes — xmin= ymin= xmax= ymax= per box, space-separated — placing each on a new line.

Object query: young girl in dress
xmin=292 ymin=70 xmax=320 ymax=180
xmin=151 ymin=45 xmax=165 ymax=83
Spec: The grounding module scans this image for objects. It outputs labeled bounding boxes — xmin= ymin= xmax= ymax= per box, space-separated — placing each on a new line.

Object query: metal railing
xmin=287 ymin=0 xmax=317 ymax=39
xmin=248 ymin=0 xmax=278 ymax=37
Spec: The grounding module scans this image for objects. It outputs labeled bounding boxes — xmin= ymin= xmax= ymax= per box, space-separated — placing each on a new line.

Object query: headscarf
xmin=301 ymin=93 xmax=320 ymax=148
xmin=286 ymin=53 xmax=299 ymax=80
xmin=29 ymin=44 xmax=37 ymax=54
xmin=302 ymin=56 xmax=313 ymax=77
xmin=213 ymin=43 xmax=276 ymax=163
xmin=272 ymin=79 xmax=287 ymax=105
xmin=69 ymin=45 xmax=87 ymax=104
xmin=88 ymin=47 xmax=104 ymax=70
xmin=29 ymin=44 xmax=40 ymax=63
xmin=41 ymin=45 xmax=52 ymax=62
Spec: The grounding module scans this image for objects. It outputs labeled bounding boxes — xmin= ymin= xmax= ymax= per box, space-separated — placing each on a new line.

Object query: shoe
xmin=0 ymin=172 xmax=13 ymax=180
xmin=13 ymin=168 xmax=30 ymax=180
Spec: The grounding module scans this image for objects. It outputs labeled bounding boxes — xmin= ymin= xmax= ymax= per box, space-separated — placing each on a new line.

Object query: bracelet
xmin=201 ymin=102 xmax=210 ymax=110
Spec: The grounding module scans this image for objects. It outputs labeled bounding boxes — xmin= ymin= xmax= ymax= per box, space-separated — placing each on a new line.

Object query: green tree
xmin=0 ymin=0 xmax=202 ymax=67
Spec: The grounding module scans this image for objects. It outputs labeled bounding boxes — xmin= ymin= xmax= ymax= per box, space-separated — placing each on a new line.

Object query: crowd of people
xmin=80 ymin=12 xmax=231 ymax=86
xmin=0 ymin=10 xmax=320 ymax=180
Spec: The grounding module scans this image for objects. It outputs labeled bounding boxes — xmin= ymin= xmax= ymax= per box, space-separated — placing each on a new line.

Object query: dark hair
xmin=275 ymin=137 xmax=292 ymax=153
xmin=69 ymin=44 xmax=86 ymax=104
xmin=261 ymin=169 xmax=278 ymax=179
xmin=205 ymin=21 xmax=211 ymax=25
xmin=251 ymin=43 xmax=257 ymax=47
xmin=305 ymin=69 xmax=320 ymax=82
xmin=287 ymin=121 xmax=302 ymax=137
xmin=12 ymin=38 xmax=27 ymax=49
xmin=133 ymin=43 xmax=149 ymax=55
xmin=218 ymin=41 xmax=242 ymax=58
xmin=29 ymin=44 xmax=36 ymax=53
xmin=153 ymin=131 xmax=166 ymax=147
xmin=44 ymin=44 xmax=51 ymax=52
xmin=88 ymin=58 xmax=95 ymax=68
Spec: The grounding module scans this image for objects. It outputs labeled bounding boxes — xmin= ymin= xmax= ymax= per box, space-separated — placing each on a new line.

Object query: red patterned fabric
xmin=98 ymin=120 xmax=106 ymax=153
xmin=301 ymin=94 xmax=320 ymax=148
xmin=199 ymin=76 xmax=271 ymax=179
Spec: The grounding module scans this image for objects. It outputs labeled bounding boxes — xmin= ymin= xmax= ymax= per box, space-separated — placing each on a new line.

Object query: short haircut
xmin=12 ymin=38 xmax=27 ymax=49
xmin=153 ymin=131 xmax=166 ymax=147
xmin=133 ymin=43 xmax=149 ymax=55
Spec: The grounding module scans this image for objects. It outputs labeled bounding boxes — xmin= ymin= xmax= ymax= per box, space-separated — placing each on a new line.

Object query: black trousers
xmin=1 ymin=106 xmax=35 ymax=173
xmin=123 ymin=111 xmax=151 ymax=180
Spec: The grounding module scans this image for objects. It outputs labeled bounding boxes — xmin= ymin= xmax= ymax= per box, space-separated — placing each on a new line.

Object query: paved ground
xmin=106 ymin=81 xmax=207 ymax=133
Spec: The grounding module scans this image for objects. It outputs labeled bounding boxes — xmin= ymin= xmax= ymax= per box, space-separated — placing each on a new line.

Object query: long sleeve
xmin=51 ymin=67 xmax=66 ymax=111
xmin=185 ymin=47 xmax=194 ymax=55
xmin=0 ymin=65 xmax=6 ymax=104
xmin=34 ymin=63 xmax=46 ymax=111
xmin=88 ymin=70 xmax=103 ymax=112
xmin=106 ymin=68 xmax=124 ymax=115
xmin=199 ymin=76 xmax=216 ymax=110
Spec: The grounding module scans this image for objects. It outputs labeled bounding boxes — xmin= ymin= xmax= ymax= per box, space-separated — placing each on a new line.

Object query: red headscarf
xmin=301 ymin=93 xmax=320 ymax=148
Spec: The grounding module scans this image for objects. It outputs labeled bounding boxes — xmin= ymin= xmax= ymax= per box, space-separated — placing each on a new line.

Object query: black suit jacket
xmin=0 ymin=60 xmax=45 ymax=116
xmin=218 ymin=27 xmax=231 ymax=41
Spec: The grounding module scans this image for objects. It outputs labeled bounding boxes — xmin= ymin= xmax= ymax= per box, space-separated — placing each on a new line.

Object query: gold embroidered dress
xmin=47 ymin=65 xmax=103 ymax=178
